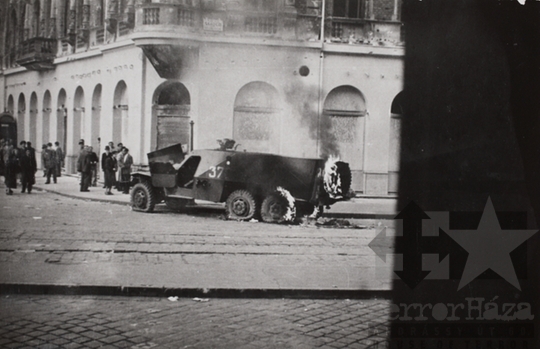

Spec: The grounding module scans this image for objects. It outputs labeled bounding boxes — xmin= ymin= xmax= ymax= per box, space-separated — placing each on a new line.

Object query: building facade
xmin=0 ymin=0 xmax=404 ymax=197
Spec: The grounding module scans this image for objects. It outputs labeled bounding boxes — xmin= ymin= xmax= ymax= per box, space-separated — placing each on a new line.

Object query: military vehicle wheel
xmin=336 ymin=161 xmax=352 ymax=196
xmin=131 ymin=182 xmax=156 ymax=213
xmin=165 ymin=198 xmax=192 ymax=212
xmin=226 ymin=190 xmax=257 ymax=220
xmin=261 ymin=190 xmax=296 ymax=224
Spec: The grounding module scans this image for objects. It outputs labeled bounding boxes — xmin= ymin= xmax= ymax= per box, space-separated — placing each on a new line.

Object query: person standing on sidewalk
xmin=87 ymin=146 xmax=99 ymax=187
xmin=25 ymin=142 xmax=36 ymax=167
xmin=18 ymin=141 xmax=26 ymax=156
xmin=40 ymin=144 xmax=48 ymax=177
xmin=116 ymin=145 xmax=125 ymax=191
xmin=80 ymin=146 xmax=92 ymax=192
xmin=102 ymin=146 xmax=117 ymax=195
xmin=0 ymin=139 xmax=5 ymax=177
xmin=3 ymin=139 xmax=18 ymax=195
xmin=76 ymin=139 xmax=86 ymax=185
xmin=43 ymin=143 xmax=57 ymax=184
xmin=118 ymin=147 xmax=133 ymax=194
xmin=54 ymin=141 xmax=64 ymax=177
xmin=20 ymin=148 xmax=36 ymax=194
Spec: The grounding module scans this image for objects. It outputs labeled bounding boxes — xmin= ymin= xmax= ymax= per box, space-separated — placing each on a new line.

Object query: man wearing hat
xmin=43 ymin=143 xmax=57 ymax=184
xmin=41 ymin=144 xmax=48 ymax=177
xmin=54 ymin=141 xmax=64 ymax=177
xmin=76 ymin=139 xmax=86 ymax=184
xmin=79 ymin=145 xmax=93 ymax=192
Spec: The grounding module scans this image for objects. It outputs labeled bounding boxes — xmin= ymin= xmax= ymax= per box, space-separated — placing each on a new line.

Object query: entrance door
xmin=0 ymin=114 xmax=17 ymax=144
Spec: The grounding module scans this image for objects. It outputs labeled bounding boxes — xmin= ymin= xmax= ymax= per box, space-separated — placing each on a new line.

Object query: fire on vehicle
xmin=130 ymin=140 xmax=352 ymax=223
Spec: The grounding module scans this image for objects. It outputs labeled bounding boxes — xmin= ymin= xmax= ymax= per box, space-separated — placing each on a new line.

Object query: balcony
xmin=135 ymin=3 xmax=303 ymax=40
xmin=133 ymin=3 xmax=403 ymax=77
xmin=328 ymin=17 xmax=403 ymax=46
xmin=16 ymin=37 xmax=57 ymax=71
xmin=135 ymin=3 xmax=402 ymax=45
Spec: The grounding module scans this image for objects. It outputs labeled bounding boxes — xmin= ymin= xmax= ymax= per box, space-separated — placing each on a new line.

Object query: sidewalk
xmin=33 ymin=173 xmax=398 ymax=218
xmin=33 ymin=173 xmax=132 ymax=206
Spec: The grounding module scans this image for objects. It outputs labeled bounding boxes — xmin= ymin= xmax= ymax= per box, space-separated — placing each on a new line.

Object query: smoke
xmin=283 ymin=81 xmax=339 ymax=159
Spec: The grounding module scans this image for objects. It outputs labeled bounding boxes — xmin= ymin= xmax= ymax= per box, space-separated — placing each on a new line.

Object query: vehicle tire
xmin=323 ymin=161 xmax=352 ymax=200
xmin=226 ymin=189 xmax=257 ymax=220
xmin=165 ymin=198 xmax=191 ymax=212
xmin=131 ymin=182 xmax=156 ymax=213
xmin=336 ymin=161 xmax=352 ymax=196
xmin=261 ymin=190 xmax=296 ymax=224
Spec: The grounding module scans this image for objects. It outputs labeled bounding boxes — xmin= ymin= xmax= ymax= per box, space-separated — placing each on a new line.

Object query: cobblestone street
xmin=0 ymin=185 xmax=394 ymax=292
xmin=0 ymin=295 xmax=391 ymax=349
xmin=0 ymin=182 xmax=394 ymax=348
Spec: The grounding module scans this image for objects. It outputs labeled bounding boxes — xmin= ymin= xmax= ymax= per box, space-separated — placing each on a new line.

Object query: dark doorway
xmin=0 ymin=113 xmax=17 ymax=144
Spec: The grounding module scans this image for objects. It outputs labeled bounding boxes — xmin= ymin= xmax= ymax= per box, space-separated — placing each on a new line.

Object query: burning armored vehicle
xmin=130 ymin=141 xmax=351 ymax=223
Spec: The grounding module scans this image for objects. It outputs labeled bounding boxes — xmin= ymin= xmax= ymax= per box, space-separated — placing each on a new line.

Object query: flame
xmin=276 ymin=186 xmax=296 ymax=222
xmin=323 ymin=155 xmax=344 ymax=199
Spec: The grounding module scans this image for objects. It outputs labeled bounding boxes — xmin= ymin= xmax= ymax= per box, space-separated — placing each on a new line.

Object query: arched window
xmin=17 ymin=93 xmax=27 ymax=143
xmin=73 ymin=86 xmax=85 ymax=154
xmin=29 ymin=92 xmax=38 ymax=147
xmin=113 ymin=81 xmax=128 ymax=145
xmin=153 ymin=81 xmax=191 ymax=150
xmin=233 ymin=81 xmax=281 ymax=153
xmin=42 ymin=90 xmax=52 ymax=145
xmin=7 ymin=95 xmax=15 ymax=114
xmin=91 ymin=84 xmax=102 ymax=151
xmin=57 ymin=88 xmax=67 ymax=157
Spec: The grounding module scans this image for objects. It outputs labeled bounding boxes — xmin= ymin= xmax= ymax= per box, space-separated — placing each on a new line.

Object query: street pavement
xmin=0 ymin=295 xmax=391 ymax=349
xmin=0 ymin=176 xmax=396 ymax=294
xmin=0 ymin=174 xmax=395 ymax=348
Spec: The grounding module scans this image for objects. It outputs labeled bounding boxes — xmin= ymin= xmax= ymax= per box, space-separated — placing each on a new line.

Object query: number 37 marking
xmin=208 ymin=166 xmax=224 ymax=178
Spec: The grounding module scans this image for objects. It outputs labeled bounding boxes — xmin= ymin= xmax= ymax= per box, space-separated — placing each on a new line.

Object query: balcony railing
xmin=329 ymin=18 xmax=402 ymax=46
xmin=143 ymin=7 xmax=160 ymax=25
xmin=178 ymin=8 xmax=195 ymax=27
xmin=244 ymin=15 xmax=277 ymax=34
xmin=16 ymin=37 xmax=57 ymax=71
xmin=141 ymin=5 xmax=195 ymax=27
xmin=135 ymin=4 xmax=403 ymax=47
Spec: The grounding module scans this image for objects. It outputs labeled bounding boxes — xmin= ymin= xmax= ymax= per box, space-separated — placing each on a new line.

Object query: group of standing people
xmin=1 ymin=137 xmax=133 ymax=197
xmin=78 ymin=139 xmax=133 ymax=195
xmin=0 ymin=139 xmax=41 ymax=195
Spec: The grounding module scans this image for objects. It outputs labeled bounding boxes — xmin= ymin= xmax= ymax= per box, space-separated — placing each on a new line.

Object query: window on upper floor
xmin=244 ymin=0 xmax=278 ymax=12
xmin=333 ymin=0 xmax=365 ymax=19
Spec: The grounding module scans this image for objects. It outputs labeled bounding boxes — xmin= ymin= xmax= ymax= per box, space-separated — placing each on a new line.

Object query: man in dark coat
xmin=3 ymin=139 xmax=18 ymax=195
xmin=54 ymin=141 xmax=64 ymax=177
xmin=0 ymin=139 xmax=5 ymax=176
xmin=80 ymin=146 xmax=93 ymax=192
xmin=43 ymin=143 xmax=57 ymax=184
xmin=101 ymin=146 xmax=117 ymax=195
xmin=87 ymin=146 xmax=99 ymax=187
xmin=20 ymin=148 xmax=36 ymax=194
